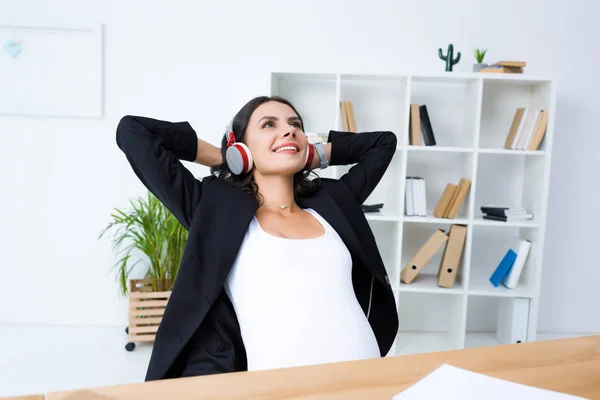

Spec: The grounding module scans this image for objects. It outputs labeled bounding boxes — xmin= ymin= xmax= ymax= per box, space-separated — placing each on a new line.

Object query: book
xmin=409 ymin=104 xmax=422 ymax=145
xmin=480 ymin=205 xmax=533 ymax=222
xmin=339 ymin=101 xmax=357 ymax=132
xmin=481 ymin=65 xmax=523 ymax=74
xmin=489 ymin=249 xmax=517 ymax=287
xmin=445 ymin=178 xmax=471 ymax=219
xmin=405 ymin=177 xmax=426 ymax=217
xmin=419 ymin=105 xmax=436 ymax=146
xmin=493 ymin=61 xmax=527 ymax=68
xmin=504 ymin=108 xmax=548 ymax=150
xmin=409 ymin=104 xmax=436 ymax=145
xmin=339 ymin=101 xmax=349 ymax=131
xmin=502 ymin=237 xmax=532 ymax=289
xmin=361 ymin=203 xmax=384 ymax=213
xmin=433 ymin=183 xmax=458 ymax=218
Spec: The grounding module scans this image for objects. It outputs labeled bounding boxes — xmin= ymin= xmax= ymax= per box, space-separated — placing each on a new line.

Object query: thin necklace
xmin=260 ymin=203 xmax=296 ymax=210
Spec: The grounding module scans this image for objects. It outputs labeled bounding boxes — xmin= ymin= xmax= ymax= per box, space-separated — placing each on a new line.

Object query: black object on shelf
xmin=362 ymin=203 xmax=384 ymax=213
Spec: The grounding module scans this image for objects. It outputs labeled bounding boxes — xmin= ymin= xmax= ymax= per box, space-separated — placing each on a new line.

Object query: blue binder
xmin=489 ymin=249 xmax=517 ymax=287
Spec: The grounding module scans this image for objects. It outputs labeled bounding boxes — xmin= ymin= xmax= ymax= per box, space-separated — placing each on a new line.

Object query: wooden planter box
xmin=126 ymin=278 xmax=172 ymax=351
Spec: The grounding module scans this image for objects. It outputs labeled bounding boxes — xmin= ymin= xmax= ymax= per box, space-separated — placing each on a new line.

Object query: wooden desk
xmin=7 ymin=335 xmax=600 ymax=400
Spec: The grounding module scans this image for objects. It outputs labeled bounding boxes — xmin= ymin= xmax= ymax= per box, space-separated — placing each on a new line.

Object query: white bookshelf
xmin=269 ymin=71 xmax=556 ymax=357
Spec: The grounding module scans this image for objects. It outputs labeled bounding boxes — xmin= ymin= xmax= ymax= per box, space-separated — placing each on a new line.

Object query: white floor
xmin=0 ymin=325 xmax=595 ymax=398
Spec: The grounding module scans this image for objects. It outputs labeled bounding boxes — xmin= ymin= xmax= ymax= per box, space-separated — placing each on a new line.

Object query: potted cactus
xmin=439 ymin=43 xmax=461 ymax=72
xmin=473 ymin=48 xmax=488 ymax=72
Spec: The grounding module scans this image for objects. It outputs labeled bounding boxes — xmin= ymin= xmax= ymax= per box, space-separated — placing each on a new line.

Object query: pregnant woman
xmin=115 ymin=95 xmax=399 ymax=381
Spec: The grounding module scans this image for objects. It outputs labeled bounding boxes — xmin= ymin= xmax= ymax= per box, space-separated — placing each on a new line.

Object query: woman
xmin=116 ymin=95 xmax=399 ymax=381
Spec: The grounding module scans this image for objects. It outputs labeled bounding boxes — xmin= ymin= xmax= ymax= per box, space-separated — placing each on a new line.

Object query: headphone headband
xmin=225 ymin=119 xmax=235 ymax=148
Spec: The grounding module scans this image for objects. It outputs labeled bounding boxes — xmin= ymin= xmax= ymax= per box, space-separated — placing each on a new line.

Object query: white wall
xmin=1 ymin=0 xmax=598 ymax=333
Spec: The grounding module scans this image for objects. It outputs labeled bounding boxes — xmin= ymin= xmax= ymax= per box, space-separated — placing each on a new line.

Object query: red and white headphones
xmin=225 ymin=120 xmax=253 ymax=175
xmin=224 ymin=120 xmax=315 ymax=176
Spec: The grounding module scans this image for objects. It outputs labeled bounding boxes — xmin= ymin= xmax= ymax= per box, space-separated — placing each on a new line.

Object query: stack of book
xmin=400 ymin=224 xmax=468 ymax=288
xmin=405 ymin=177 xmax=426 ymax=216
xmin=481 ymin=61 xmax=526 ymax=74
xmin=481 ymin=205 xmax=533 ymax=222
xmin=503 ymin=107 xmax=549 ymax=151
xmin=408 ymin=104 xmax=436 ymax=146
xmin=432 ymin=178 xmax=472 ymax=219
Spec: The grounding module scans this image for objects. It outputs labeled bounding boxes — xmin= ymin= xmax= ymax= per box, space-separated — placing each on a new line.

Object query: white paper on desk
xmin=392 ymin=364 xmax=589 ymax=400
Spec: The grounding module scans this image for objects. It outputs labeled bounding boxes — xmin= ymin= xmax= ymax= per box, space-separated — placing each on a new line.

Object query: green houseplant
xmin=473 ymin=48 xmax=488 ymax=72
xmin=98 ymin=191 xmax=188 ymax=297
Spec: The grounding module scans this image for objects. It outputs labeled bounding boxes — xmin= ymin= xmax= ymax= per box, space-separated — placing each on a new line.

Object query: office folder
xmin=433 ymin=183 xmax=458 ymax=218
xmin=401 ymin=229 xmax=448 ymax=284
xmin=445 ymin=178 xmax=471 ymax=219
xmin=437 ymin=224 xmax=467 ymax=288
xmin=497 ymin=298 xmax=530 ymax=344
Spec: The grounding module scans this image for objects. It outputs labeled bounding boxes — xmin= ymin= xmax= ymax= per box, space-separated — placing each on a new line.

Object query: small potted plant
xmin=473 ymin=48 xmax=488 ymax=72
xmin=98 ymin=190 xmax=188 ymax=351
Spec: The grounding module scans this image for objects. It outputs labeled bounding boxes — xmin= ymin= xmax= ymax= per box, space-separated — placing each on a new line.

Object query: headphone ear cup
xmin=226 ymin=142 xmax=253 ymax=175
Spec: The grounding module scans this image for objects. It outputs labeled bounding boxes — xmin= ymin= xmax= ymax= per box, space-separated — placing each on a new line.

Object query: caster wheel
xmin=125 ymin=342 xmax=135 ymax=352
xmin=125 ymin=326 xmax=129 ymax=334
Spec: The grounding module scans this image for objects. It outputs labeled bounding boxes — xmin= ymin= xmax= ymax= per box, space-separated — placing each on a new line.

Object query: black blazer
xmin=115 ymin=115 xmax=400 ymax=381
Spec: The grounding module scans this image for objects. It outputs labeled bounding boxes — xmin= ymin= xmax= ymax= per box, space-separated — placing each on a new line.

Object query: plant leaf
xmin=98 ymin=190 xmax=189 ymax=296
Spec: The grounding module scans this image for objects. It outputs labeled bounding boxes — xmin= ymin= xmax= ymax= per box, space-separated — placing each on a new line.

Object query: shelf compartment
xmin=395 ymin=292 xmax=466 ymax=355
xmin=406 ymin=150 xmax=476 ymax=220
xmin=339 ymin=74 xmax=408 ymax=137
xmin=468 ymin=225 xmax=539 ymax=297
xmin=474 ymin=152 xmax=547 ymax=225
xmin=367 ymin=219 xmax=400 ymax=286
xmin=409 ymin=76 xmax=480 ymax=148
xmin=478 ymin=79 xmax=553 ymax=150
xmin=270 ymin=72 xmax=337 ymax=135
xmin=348 ymin=149 xmax=405 ymax=217
xmin=400 ymin=221 xmax=467 ymax=293
xmin=465 ymin=295 xmax=531 ymax=348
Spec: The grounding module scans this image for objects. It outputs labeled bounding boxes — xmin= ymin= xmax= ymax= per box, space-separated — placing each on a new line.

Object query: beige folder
xmin=345 ymin=101 xmax=357 ymax=132
xmin=409 ymin=104 xmax=422 ymax=145
xmin=340 ymin=101 xmax=349 ymax=131
xmin=401 ymin=229 xmax=449 ymax=284
xmin=504 ymin=108 xmax=526 ymax=149
xmin=526 ymin=110 xmax=549 ymax=150
xmin=437 ymin=224 xmax=467 ymax=288
xmin=433 ymin=183 xmax=458 ymax=218
xmin=445 ymin=178 xmax=471 ymax=219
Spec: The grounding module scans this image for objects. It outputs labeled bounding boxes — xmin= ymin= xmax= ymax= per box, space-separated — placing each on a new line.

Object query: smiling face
xmin=244 ymin=100 xmax=308 ymax=177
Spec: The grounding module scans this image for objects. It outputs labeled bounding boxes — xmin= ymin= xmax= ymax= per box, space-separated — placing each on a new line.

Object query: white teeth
xmin=274 ymin=146 xmax=297 ymax=153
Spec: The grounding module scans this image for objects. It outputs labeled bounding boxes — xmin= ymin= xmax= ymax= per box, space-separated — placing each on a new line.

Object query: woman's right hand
xmin=195 ymin=138 xmax=223 ymax=167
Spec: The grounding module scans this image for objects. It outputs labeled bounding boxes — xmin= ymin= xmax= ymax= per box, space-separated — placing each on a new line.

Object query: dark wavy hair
xmin=210 ymin=95 xmax=321 ymax=204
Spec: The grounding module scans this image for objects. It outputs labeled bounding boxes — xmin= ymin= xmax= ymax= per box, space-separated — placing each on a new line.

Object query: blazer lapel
xmin=212 ymin=179 xmax=259 ymax=296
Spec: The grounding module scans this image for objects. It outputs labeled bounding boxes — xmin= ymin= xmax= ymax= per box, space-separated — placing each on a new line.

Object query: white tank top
xmin=224 ymin=208 xmax=380 ymax=372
